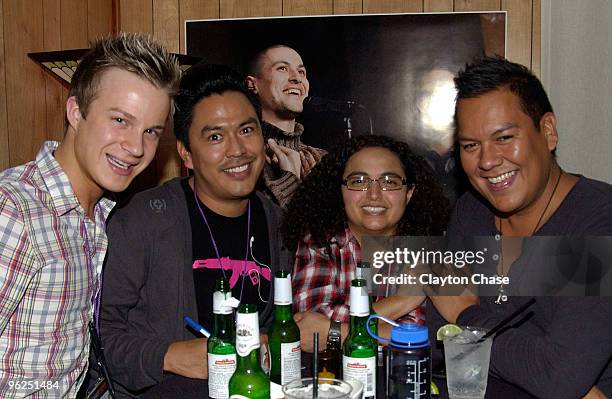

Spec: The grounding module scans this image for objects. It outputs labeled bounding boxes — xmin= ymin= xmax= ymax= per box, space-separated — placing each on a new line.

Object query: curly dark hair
xmin=282 ymin=135 xmax=450 ymax=250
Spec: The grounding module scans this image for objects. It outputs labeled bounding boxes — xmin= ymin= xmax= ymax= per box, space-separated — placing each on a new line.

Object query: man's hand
xmin=294 ymin=311 xmax=331 ymax=353
xmin=267 ymin=139 xmax=301 ymax=179
xmin=428 ymin=295 xmax=479 ymax=324
xmin=163 ymin=338 xmax=208 ymax=379
xmin=300 ymin=147 xmax=322 ymax=178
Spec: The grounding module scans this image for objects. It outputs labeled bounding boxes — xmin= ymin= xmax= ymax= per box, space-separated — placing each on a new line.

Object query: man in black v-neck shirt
xmin=182 ymin=179 xmax=271 ymax=329
xmin=99 ymin=64 xmax=291 ymax=398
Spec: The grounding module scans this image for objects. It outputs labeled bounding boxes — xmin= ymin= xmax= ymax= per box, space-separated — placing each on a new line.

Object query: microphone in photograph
xmin=304 ymin=96 xmax=363 ymax=113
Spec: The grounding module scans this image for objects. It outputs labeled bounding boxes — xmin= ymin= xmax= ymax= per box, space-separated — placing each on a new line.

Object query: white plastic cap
xmin=274 ymin=273 xmax=292 ymax=305
xmin=349 ymin=283 xmax=370 ymax=317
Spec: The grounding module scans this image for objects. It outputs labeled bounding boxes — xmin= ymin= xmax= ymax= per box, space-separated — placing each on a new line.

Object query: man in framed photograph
xmin=247 ymin=44 xmax=325 ymax=208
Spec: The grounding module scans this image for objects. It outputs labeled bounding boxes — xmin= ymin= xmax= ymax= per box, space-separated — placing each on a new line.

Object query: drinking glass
xmin=443 ymin=327 xmax=492 ymax=399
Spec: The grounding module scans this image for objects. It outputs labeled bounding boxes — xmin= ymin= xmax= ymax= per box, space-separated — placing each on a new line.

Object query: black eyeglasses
xmin=342 ymin=175 xmax=408 ymax=191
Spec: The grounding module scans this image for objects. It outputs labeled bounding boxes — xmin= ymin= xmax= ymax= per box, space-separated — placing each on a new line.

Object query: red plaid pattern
xmin=292 ymin=229 xmax=360 ymax=323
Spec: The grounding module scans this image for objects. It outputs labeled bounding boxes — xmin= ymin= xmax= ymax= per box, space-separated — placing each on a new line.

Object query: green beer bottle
xmin=228 ymin=303 xmax=270 ymax=399
xmin=268 ymin=270 xmax=301 ymax=393
xmin=208 ymin=278 xmax=237 ymax=399
xmin=343 ymin=279 xmax=377 ymax=398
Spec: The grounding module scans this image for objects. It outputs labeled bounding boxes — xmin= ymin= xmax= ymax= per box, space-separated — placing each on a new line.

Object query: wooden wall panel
xmin=120 ymin=0 xmax=154 ymax=33
xmin=363 ymin=0 xmax=423 ymax=13
xmin=4 ymin=0 xmax=47 ymax=166
xmin=152 ymin=0 xmax=181 ymax=183
xmin=43 ymin=0 xmax=66 ymax=143
xmin=283 ymin=0 xmax=333 ymax=16
xmin=153 ymin=0 xmax=180 ymax=52
xmin=424 ymin=0 xmax=453 ymax=12
xmin=62 ymin=0 xmax=89 ymax=48
xmin=333 ymin=0 xmax=362 ymax=14
xmin=0 ymin=1 xmax=8 ymax=170
xmin=531 ymin=0 xmax=541 ymax=76
xmin=454 ymin=0 xmax=501 ymax=11
xmin=220 ymin=0 xmax=283 ymax=18
xmin=88 ymin=0 xmax=115 ymax=40
xmin=502 ymin=0 xmax=532 ymax=67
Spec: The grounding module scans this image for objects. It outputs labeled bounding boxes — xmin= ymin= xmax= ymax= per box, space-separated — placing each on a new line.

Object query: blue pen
xmin=184 ymin=316 xmax=211 ymax=338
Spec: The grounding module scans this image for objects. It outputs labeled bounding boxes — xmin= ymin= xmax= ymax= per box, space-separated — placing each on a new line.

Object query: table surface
xmin=137 ymin=352 xmax=536 ymax=399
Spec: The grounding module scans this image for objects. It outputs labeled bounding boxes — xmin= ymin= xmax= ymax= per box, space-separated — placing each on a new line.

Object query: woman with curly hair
xmin=284 ymin=135 xmax=450 ymax=349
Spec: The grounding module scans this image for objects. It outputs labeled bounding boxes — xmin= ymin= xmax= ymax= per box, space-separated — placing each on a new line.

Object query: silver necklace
xmin=494 ymin=170 xmax=563 ymax=305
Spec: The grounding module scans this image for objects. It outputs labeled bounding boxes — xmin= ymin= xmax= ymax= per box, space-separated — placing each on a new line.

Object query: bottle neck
xmin=236 ymin=347 xmax=262 ymax=371
xmin=273 ymin=303 xmax=294 ymax=321
xmin=349 ymin=314 xmax=369 ymax=334
xmin=213 ymin=312 xmax=234 ymax=338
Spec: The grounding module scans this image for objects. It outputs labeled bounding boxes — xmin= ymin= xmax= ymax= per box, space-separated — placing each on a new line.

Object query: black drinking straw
xmin=313 ymin=332 xmax=319 ymax=399
xmin=477 ymin=298 xmax=536 ymax=343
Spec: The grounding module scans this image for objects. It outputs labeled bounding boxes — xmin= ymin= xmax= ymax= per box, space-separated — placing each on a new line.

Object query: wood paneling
xmin=0 ymin=1 xmax=8 ymax=170
xmin=119 ymin=0 xmax=154 ymax=34
xmin=153 ymin=0 xmax=180 ymax=52
xmin=503 ymin=0 xmax=532 ymax=67
xmin=283 ymin=0 xmax=333 ymax=16
xmin=4 ymin=0 xmax=47 ymax=166
xmin=363 ymin=0 xmax=423 ymax=13
xmin=88 ymin=0 xmax=115 ymax=40
xmin=153 ymin=0 xmax=181 ymax=183
xmin=333 ymin=0 xmax=362 ymax=14
xmin=531 ymin=0 xmax=541 ymax=76
xmin=454 ymin=0 xmax=500 ymax=11
xmin=43 ymin=0 xmax=66 ymax=142
xmin=220 ymin=0 xmax=282 ymax=18
xmin=424 ymin=0 xmax=454 ymax=12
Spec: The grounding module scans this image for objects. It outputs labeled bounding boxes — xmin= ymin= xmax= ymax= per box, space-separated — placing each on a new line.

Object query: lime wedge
xmin=436 ymin=323 xmax=462 ymax=341
xmin=431 ymin=381 xmax=440 ymax=395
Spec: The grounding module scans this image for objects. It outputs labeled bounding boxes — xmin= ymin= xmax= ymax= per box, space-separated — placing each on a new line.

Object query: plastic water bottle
xmin=367 ymin=315 xmax=431 ymax=399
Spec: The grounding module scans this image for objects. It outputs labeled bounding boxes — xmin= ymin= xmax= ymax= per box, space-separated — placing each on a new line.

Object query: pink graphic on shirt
xmin=193 ymin=257 xmax=271 ymax=288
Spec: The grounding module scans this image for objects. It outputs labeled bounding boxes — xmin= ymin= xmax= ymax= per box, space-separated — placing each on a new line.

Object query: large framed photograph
xmin=186 ymin=12 xmax=505 ymax=201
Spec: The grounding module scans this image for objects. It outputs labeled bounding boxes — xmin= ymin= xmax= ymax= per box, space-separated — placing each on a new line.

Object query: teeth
xmin=285 ymin=89 xmax=301 ymax=95
xmin=108 ymin=156 xmax=130 ymax=169
xmin=363 ymin=206 xmax=385 ymax=213
xmin=487 ymin=171 xmax=516 ymax=184
xmin=224 ymin=164 xmax=248 ymax=173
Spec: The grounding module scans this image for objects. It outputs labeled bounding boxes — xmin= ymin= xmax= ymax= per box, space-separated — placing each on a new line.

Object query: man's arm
xmin=0 ymin=193 xmax=34 ymax=334
xmin=457 ymin=297 xmax=612 ymax=399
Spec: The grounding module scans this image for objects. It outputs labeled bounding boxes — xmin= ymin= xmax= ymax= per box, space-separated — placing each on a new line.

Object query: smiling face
xmin=247 ymin=46 xmax=309 ymax=123
xmin=67 ymin=67 xmax=171 ymax=196
xmin=341 ymin=147 xmax=414 ymax=242
xmin=456 ymin=88 xmax=558 ymax=216
xmin=177 ymin=91 xmax=265 ymax=215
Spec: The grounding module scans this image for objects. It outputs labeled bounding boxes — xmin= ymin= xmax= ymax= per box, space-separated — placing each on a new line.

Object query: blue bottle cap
xmin=390 ymin=323 xmax=429 ymax=348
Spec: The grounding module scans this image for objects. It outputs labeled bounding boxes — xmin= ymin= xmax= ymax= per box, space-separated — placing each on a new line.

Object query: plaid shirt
xmin=0 ymin=141 xmax=114 ymax=398
xmin=292 ymin=229 xmax=360 ymax=323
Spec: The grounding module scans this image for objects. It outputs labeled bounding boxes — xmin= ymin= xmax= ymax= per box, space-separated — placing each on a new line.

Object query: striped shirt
xmin=0 ymin=141 xmax=115 ymax=398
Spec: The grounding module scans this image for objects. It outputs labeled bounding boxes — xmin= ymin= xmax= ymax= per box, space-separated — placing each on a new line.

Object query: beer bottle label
xmin=236 ymin=312 xmax=260 ymax=357
xmin=280 ymin=341 xmax=301 ymax=384
xmin=270 ymin=381 xmax=283 ymax=399
xmin=343 ymin=355 xmax=376 ymax=397
xmin=208 ymin=353 xmax=237 ymax=399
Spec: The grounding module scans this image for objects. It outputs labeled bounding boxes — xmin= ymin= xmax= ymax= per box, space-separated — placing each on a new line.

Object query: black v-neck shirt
xmin=181 ymin=179 xmax=271 ymax=329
